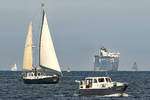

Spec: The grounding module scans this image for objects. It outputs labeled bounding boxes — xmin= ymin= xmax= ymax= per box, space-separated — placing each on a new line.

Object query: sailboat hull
xmin=23 ymin=76 xmax=59 ymax=84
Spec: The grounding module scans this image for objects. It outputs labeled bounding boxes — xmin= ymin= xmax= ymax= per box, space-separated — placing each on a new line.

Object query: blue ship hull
xmin=23 ymin=76 xmax=59 ymax=84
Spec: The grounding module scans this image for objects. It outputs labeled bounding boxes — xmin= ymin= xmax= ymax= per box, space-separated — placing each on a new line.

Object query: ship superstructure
xmin=94 ymin=47 xmax=120 ymax=71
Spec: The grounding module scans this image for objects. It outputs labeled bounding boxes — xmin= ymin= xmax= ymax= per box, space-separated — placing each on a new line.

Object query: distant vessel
xmin=132 ymin=62 xmax=138 ymax=71
xmin=76 ymin=76 xmax=128 ymax=96
xmin=22 ymin=4 xmax=62 ymax=84
xmin=67 ymin=67 xmax=71 ymax=72
xmin=11 ymin=64 xmax=17 ymax=71
xmin=94 ymin=47 xmax=120 ymax=71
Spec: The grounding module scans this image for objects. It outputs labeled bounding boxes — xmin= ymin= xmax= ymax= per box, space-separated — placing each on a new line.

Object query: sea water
xmin=0 ymin=71 xmax=150 ymax=100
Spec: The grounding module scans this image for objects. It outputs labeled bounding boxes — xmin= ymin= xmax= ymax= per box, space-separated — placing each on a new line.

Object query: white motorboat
xmin=76 ymin=76 xmax=128 ymax=96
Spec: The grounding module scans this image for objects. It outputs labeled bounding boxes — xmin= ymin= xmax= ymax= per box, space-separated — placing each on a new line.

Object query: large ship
xmin=94 ymin=47 xmax=120 ymax=71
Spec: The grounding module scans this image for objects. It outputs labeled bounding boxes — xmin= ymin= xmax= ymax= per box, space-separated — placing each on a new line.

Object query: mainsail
xmin=39 ymin=9 xmax=61 ymax=75
xmin=23 ymin=21 xmax=33 ymax=70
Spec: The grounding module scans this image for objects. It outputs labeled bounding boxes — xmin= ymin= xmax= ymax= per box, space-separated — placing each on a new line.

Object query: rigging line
xmin=30 ymin=6 xmax=44 ymax=67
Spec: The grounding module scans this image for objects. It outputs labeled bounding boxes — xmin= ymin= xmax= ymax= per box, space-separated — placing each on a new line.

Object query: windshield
xmin=106 ymin=78 xmax=111 ymax=82
xmin=98 ymin=78 xmax=104 ymax=82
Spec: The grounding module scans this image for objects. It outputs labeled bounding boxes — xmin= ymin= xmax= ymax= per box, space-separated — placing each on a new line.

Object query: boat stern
xmin=113 ymin=82 xmax=128 ymax=93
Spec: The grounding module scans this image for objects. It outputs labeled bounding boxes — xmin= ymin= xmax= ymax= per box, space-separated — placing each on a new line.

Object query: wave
xmin=96 ymin=93 xmax=129 ymax=97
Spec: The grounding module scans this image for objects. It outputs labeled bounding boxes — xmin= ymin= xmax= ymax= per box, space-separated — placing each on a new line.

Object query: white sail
xmin=23 ymin=21 xmax=33 ymax=70
xmin=11 ymin=64 xmax=17 ymax=71
xmin=40 ymin=11 xmax=61 ymax=74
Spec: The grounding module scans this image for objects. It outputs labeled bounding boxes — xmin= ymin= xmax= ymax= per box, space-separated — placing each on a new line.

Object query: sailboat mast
xmin=39 ymin=4 xmax=45 ymax=66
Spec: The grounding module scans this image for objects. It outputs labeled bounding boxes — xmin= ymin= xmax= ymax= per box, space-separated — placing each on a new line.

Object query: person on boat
xmin=34 ymin=68 xmax=37 ymax=76
xmin=21 ymin=72 xmax=25 ymax=78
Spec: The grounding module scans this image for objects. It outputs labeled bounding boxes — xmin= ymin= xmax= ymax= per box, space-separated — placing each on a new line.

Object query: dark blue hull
xmin=23 ymin=77 xmax=59 ymax=84
xmin=79 ymin=85 xmax=128 ymax=96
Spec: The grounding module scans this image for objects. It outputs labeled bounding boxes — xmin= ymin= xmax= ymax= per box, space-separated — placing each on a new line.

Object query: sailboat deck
xmin=23 ymin=74 xmax=53 ymax=80
xmin=23 ymin=71 xmax=56 ymax=79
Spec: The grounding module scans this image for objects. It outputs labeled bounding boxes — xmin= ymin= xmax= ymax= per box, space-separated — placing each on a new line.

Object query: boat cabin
xmin=22 ymin=71 xmax=44 ymax=77
xmin=79 ymin=77 xmax=113 ymax=89
xmin=27 ymin=72 xmax=41 ymax=77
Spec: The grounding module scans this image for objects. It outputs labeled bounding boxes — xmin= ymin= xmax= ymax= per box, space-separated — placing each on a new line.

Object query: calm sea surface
xmin=0 ymin=71 xmax=150 ymax=100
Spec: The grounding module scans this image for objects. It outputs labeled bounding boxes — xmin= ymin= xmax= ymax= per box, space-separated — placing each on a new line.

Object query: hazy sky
xmin=0 ymin=0 xmax=150 ymax=71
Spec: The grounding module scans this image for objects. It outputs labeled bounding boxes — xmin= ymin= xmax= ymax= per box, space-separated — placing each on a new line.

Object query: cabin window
xmin=86 ymin=79 xmax=92 ymax=88
xmin=94 ymin=79 xmax=97 ymax=83
xmin=80 ymin=81 xmax=83 ymax=85
xmin=98 ymin=78 xmax=104 ymax=82
xmin=108 ymin=78 xmax=111 ymax=82
xmin=38 ymin=73 xmax=41 ymax=76
xmin=106 ymin=78 xmax=111 ymax=82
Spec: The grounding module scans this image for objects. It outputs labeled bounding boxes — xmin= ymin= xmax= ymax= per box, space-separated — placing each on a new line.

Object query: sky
xmin=0 ymin=0 xmax=150 ymax=71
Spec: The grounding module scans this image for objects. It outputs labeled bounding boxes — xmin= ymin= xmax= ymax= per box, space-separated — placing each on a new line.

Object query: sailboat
xmin=132 ymin=62 xmax=138 ymax=71
xmin=11 ymin=64 xmax=17 ymax=71
xmin=22 ymin=4 xmax=62 ymax=84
